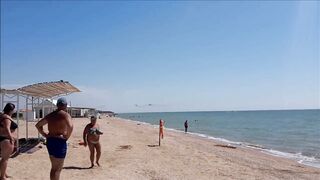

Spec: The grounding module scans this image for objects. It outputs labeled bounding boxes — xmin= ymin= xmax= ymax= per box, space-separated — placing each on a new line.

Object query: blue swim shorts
xmin=46 ymin=137 xmax=67 ymax=158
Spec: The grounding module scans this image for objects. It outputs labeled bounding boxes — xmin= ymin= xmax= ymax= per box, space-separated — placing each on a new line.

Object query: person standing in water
xmin=184 ymin=120 xmax=188 ymax=133
xmin=83 ymin=116 xmax=103 ymax=167
xmin=35 ymin=97 xmax=73 ymax=180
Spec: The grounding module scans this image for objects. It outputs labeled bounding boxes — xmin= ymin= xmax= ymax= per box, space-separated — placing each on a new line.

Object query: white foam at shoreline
xmin=262 ymin=149 xmax=320 ymax=168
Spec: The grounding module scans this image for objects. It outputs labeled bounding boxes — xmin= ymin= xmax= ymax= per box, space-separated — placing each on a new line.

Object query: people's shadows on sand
xmin=116 ymin=145 xmax=132 ymax=151
xmin=9 ymin=138 xmax=42 ymax=158
xmin=63 ymin=166 xmax=93 ymax=170
xmin=147 ymin=144 xmax=159 ymax=147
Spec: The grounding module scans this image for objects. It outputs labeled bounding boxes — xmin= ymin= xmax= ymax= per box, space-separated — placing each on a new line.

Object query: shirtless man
xmin=35 ymin=97 xmax=73 ymax=180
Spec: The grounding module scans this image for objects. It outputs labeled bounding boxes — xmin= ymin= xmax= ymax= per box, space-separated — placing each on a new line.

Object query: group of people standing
xmin=0 ymin=97 xmax=103 ymax=180
xmin=1 ymin=98 xmax=194 ymax=180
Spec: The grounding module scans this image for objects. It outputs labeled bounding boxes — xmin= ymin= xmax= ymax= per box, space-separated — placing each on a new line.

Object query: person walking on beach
xmin=35 ymin=97 xmax=73 ymax=180
xmin=83 ymin=116 xmax=103 ymax=168
xmin=159 ymin=119 xmax=165 ymax=146
xmin=159 ymin=119 xmax=165 ymax=139
xmin=184 ymin=120 xmax=188 ymax=133
xmin=0 ymin=103 xmax=18 ymax=180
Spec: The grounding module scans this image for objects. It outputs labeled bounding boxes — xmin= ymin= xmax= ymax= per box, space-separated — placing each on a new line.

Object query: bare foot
xmin=0 ymin=173 xmax=11 ymax=179
xmin=96 ymin=161 xmax=100 ymax=167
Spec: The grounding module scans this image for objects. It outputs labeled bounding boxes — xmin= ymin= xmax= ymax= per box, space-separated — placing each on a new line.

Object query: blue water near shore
xmin=118 ymin=110 xmax=320 ymax=168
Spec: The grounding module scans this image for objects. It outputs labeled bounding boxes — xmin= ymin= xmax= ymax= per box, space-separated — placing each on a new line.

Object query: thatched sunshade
xmin=17 ymin=80 xmax=80 ymax=98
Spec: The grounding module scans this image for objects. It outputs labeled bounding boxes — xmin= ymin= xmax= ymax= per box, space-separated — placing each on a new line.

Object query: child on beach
xmin=83 ymin=116 xmax=103 ymax=167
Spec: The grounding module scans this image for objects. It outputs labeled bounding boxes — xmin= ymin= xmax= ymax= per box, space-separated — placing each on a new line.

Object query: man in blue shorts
xmin=36 ymin=97 xmax=73 ymax=180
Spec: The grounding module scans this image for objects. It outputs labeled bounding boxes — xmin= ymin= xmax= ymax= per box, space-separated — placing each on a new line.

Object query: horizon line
xmin=117 ymin=108 xmax=320 ymax=114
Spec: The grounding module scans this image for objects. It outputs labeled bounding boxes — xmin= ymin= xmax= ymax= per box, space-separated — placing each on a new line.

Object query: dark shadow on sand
xmin=118 ymin=145 xmax=132 ymax=150
xmin=10 ymin=138 xmax=42 ymax=158
xmin=63 ymin=166 xmax=93 ymax=170
xmin=147 ymin=144 xmax=159 ymax=147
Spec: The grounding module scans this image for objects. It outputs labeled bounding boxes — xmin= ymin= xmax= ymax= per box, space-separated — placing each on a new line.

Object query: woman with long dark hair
xmin=0 ymin=103 xmax=18 ymax=179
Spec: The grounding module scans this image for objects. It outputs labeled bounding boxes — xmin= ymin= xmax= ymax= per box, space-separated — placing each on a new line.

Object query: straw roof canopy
xmin=1 ymin=80 xmax=80 ymax=98
xmin=0 ymin=89 xmax=19 ymax=94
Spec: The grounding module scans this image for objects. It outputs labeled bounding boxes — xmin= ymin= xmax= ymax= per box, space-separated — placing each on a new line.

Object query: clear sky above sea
xmin=1 ymin=1 xmax=319 ymax=113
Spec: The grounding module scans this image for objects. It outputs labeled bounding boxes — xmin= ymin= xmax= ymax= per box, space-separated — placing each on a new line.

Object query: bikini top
xmin=89 ymin=125 xmax=103 ymax=135
xmin=0 ymin=114 xmax=18 ymax=130
xmin=89 ymin=127 xmax=99 ymax=135
xmin=10 ymin=120 xmax=18 ymax=130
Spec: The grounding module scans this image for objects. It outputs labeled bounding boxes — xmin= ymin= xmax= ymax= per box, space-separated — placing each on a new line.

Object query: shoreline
xmin=120 ymin=117 xmax=320 ymax=169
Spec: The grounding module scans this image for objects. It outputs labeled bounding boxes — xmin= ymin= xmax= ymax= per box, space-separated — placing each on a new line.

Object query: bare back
xmin=46 ymin=110 xmax=70 ymax=137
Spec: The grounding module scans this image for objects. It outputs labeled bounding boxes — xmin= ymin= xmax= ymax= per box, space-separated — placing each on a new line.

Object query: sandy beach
xmin=6 ymin=117 xmax=320 ymax=180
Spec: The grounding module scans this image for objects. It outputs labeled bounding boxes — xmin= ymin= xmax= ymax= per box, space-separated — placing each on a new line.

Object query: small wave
xmin=245 ymin=143 xmax=266 ymax=149
xmin=299 ymin=160 xmax=320 ymax=169
xmin=262 ymin=149 xmax=320 ymax=168
xmin=177 ymin=131 xmax=243 ymax=146
xmin=165 ymin=128 xmax=183 ymax=132
xmin=208 ymin=136 xmax=242 ymax=146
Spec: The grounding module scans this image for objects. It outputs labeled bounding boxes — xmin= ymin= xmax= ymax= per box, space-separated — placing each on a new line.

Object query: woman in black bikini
xmin=83 ymin=116 xmax=103 ymax=168
xmin=0 ymin=103 xmax=18 ymax=180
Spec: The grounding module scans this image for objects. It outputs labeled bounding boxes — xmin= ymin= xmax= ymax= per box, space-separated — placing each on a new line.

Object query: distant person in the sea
xmin=0 ymin=103 xmax=18 ymax=180
xmin=35 ymin=97 xmax=73 ymax=180
xmin=159 ymin=119 xmax=165 ymax=139
xmin=83 ymin=116 xmax=103 ymax=168
xmin=184 ymin=120 xmax=188 ymax=133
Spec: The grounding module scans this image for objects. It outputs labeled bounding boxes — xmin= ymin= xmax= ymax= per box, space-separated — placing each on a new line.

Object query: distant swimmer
xmin=184 ymin=120 xmax=188 ymax=133
xmin=83 ymin=116 xmax=103 ymax=167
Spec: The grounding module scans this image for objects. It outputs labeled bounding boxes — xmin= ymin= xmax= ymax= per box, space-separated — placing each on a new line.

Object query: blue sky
xmin=1 ymin=1 xmax=319 ymax=112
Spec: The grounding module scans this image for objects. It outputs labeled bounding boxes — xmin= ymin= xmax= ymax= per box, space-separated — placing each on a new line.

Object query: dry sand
xmin=6 ymin=117 xmax=320 ymax=180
